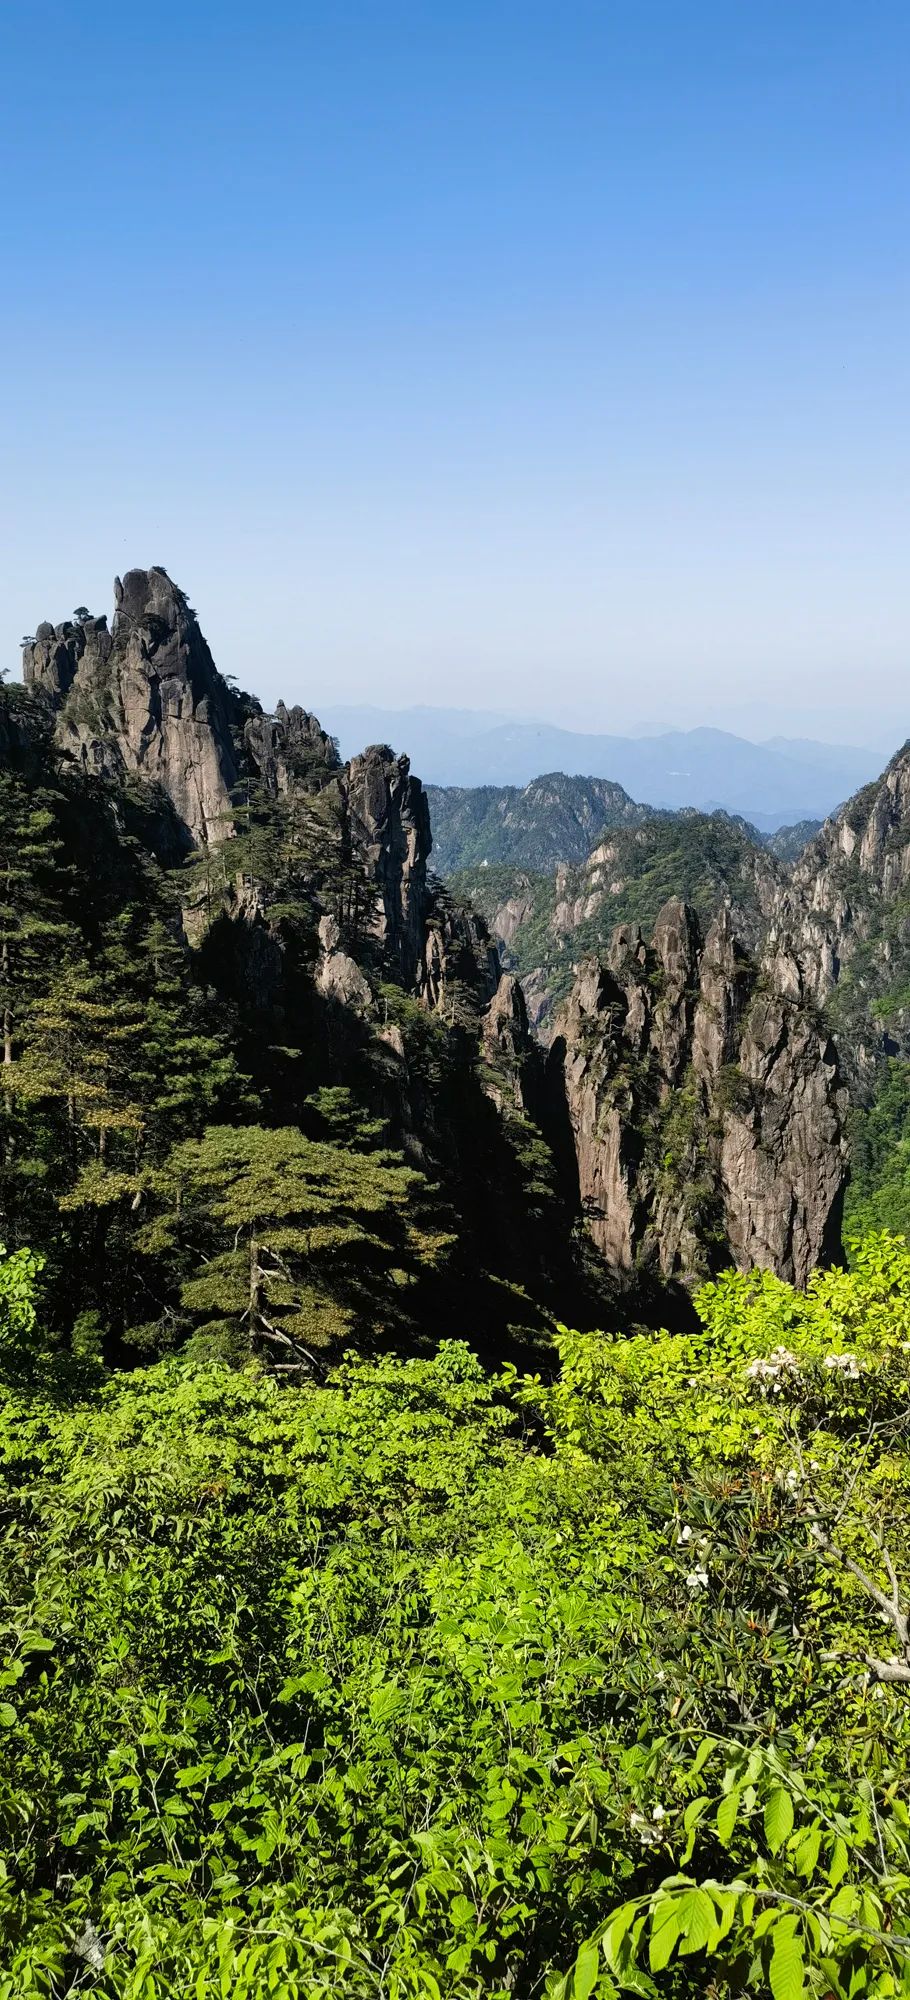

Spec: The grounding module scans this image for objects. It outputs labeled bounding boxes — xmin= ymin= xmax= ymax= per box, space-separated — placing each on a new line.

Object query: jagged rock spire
xmin=23 ymin=568 xmax=238 ymax=847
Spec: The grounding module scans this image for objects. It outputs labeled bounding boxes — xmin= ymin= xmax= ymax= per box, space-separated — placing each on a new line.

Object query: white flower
xmin=824 ymin=1352 xmax=860 ymax=1379
xmin=677 ymin=1524 xmax=693 ymax=1544
xmin=686 ymin=1566 xmax=710 ymax=1590
xmin=745 ymin=1347 xmax=800 ymax=1393
xmin=630 ymin=1809 xmax=665 ymax=1847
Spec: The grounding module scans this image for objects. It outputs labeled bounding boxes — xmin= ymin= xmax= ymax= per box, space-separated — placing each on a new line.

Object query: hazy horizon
xmin=2 ymin=2 xmax=907 ymax=749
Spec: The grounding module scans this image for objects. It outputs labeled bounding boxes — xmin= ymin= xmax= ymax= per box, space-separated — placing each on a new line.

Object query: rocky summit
xmin=23 ymin=569 xmax=238 ymax=848
xmin=22 ymin=570 xmax=499 ymax=1018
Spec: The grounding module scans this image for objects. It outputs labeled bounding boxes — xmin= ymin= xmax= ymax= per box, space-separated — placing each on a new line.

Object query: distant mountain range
xmin=320 ymin=705 xmax=887 ymax=831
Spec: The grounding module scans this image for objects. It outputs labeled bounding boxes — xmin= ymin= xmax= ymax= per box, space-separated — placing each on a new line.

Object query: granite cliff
xmin=553 ymin=898 xmax=846 ymax=1287
xmin=766 ymin=743 xmax=910 ymax=1084
xmin=23 ymin=569 xmax=237 ymax=847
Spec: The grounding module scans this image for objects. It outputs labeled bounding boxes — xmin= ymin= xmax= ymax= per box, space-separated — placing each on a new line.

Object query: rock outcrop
xmin=23 ymin=569 xmax=238 ymax=847
xmin=19 ymin=569 xmax=506 ymax=1029
xmin=481 ymin=973 xmax=546 ymax=1118
xmin=765 ymin=744 xmax=910 ymax=1084
xmin=556 ymin=897 xmax=845 ymax=1286
xmin=343 ymin=746 xmax=432 ymax=991
xmin=244 ymin=701 xmax=341 ymax=793
xmin=420 ymin=887 xmax=500 ymax=1015
xmin=17 ymin=563 xmax=854 ymax=1296
xmin=461 ymin=810 xmax=783 ymax=1041
xmin=314 ymin=914 xmax=373 ymax=1015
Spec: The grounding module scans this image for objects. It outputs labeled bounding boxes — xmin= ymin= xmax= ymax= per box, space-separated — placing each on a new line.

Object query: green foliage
xmin=0 ymin=1240 xmax=42 ymax=1353
xmin=845 ymin=1060 xmax=910 ymax=1245
xmin=144 ymin=1120 xmax=454 ymax=1358
xmin=453 ymin=812 xmax=772 ymax=1018
xmin=2 ymin=1239 xmax=910 ymax=1994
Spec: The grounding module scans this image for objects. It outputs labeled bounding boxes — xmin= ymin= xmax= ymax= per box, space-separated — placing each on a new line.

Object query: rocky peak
xmin=556 ymin=897 xmax=845 ymax=1286
xmin=244 ymin=701 xmax=341 ymax=793
xmin=339 ymin=745 xmax=432 ymax=992
xmin=16 ymin=567 xmax=514 ymax=1049
xmin=23 ymin=568 xmax=237 ymax=847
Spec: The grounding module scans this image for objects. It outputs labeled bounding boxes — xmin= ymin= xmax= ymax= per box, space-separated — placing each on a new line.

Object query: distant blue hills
xmin=318 ymin=705 xmax=888 ymax=833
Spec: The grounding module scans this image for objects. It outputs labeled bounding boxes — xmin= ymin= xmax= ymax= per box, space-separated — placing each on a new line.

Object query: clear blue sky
xmin=1 ymin=1 xmax=907 ymax=744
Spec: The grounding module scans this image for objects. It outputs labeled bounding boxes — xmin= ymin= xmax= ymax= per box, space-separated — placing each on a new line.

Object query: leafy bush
xmin=1 ymin=1241 xmax=910 ymax=1994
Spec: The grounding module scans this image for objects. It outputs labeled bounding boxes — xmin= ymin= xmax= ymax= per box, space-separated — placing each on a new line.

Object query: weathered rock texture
xmin=18 ymin=565 xmax=856 ymax=1294
xmin=343 ymin=747 xmax=432 ymax=992
xmin=555 ymin=897 xmax=845 ymax=1286
xmin=766 ymin=744 xmax=910 ymax=1085
xmin=20 ymin=570 xmax=505 ymax=1030
xmin=457 ymin=810 xmax=784 ymax=1041
xmin=23 ymin=570 xmax=238 ymax=847
xmin=244 ymin=701 xmax=341 ymax=794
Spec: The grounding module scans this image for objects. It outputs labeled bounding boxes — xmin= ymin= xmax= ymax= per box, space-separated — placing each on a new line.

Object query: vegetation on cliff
xmin=0 ymin=684 xmax=586 ymax=1363
xmin=451 ymin=810 xmax=778 ymax=1021
xmin=426 ymin=773 xmax=650 ymax=874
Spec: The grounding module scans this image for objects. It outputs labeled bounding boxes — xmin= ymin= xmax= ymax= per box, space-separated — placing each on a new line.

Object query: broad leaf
xmin=764 ymin=1786 xmax=795 ymax=1854
xmin=769 ymin=1927 xmax=806 ymax=2000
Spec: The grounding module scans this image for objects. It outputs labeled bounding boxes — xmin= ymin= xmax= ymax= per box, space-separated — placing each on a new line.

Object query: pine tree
xmin=145 ymin=1122 xmax=453 ymax=1363
xmin=0 ymin=776 xmax=80 ymax=1072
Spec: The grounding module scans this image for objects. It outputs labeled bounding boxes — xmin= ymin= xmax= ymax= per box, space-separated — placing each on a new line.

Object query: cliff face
xmin=16 ymin=566 xmax=856 ymax=1296
xmin=23 ymin=569 xmax=238 ymax=847
xmin=766 ymin=745 xmax=910 ymax=1084
xmin=555 ymin=898 xmax=845 ymax=1287
xmin=244 ymin=700 xmax=341 ymax=793
xmin=21 ymin=569 xmax=504 ymax=1027
xmin=343 ymin=746 xmax=432 ymax=993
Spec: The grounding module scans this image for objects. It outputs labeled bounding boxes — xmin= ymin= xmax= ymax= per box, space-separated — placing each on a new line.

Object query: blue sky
xmin=1 ymin=2 xmax=907 ymax=745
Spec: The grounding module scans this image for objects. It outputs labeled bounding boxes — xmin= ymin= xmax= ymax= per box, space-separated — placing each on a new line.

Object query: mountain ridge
xmin=321 ymin=703 xmax=881 ymax=828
